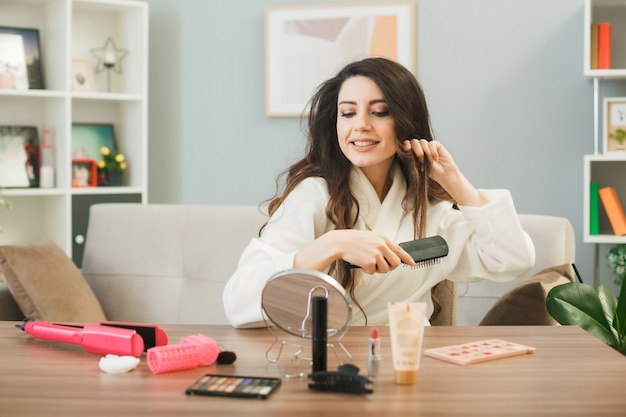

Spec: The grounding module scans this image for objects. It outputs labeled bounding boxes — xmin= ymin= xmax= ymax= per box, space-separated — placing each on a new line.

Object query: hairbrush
xmin=343 ymin=235 xmax=448 ymax=270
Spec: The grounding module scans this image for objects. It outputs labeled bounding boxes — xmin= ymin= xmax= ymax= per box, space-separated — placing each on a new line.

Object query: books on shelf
xmin=590 ymin=182 xmax=600 ymax=235
xmin=590 ymin=23 xmax=598 ymax=70
xmin=598 ymin=186 xmax=626 ymax=235
xmin=590 ymin=22 xmax=612 ymax=70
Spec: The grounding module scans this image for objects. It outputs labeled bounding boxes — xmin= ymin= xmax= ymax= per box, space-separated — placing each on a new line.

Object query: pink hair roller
xmin=147 ymin=334 xmax=219 ymax=374
xmin=180 ymin=334 xmax=219 ymax=366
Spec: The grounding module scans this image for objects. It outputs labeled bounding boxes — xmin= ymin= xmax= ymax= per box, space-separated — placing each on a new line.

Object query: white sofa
xmin=456 ymin=214 xmax=575 ymax=325
xmin=0 ymin=204 xmax=576 ymax=325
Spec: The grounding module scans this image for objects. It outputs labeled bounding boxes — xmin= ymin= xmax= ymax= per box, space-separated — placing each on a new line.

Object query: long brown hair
xmin=264 ymin=57 xmax=454 ymax=321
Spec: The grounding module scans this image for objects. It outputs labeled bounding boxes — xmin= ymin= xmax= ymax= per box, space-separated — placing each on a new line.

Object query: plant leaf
xmin=615 ymin=278 xmax=626 ymax=349
xmin=597 ymin=285 xmax=619 ymax=345
xmin=546 ymin=282 xmax=615 ymax=347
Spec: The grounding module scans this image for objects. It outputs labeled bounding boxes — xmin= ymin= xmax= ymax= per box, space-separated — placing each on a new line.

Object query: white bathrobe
xmin=223 ymin=164 xmax=535 ymax=327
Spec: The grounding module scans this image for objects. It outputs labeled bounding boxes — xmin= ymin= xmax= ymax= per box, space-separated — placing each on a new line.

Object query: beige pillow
xmin=0 ymin=239 xmax=106 ymax=322
xmin=479 ymin=264 xmax=574 ymax=326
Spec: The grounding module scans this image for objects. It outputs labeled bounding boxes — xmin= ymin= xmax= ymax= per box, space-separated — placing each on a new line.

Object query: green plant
xmin=97 ymin=146 xmax=126 ymax=173
xmin=608 ymin=244 xmax=626 ymax=286
xmin=546 ymin=278 xmax=626 ymax=355
xmin=610 ymin=128 xmax=626 ymax=145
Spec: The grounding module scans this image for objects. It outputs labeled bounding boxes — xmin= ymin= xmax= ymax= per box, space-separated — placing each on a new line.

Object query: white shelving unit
xmin=583 ymin=0 xmax=626 ymax=244
xmin=0 ymin=0 xmax=148 ymax=265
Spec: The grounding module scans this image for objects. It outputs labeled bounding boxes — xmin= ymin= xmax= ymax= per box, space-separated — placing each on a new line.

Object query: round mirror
xmin=261 ymin=269 xmax=352 ymax=339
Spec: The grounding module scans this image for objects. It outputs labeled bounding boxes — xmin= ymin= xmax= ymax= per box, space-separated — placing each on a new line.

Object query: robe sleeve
xmin=436 ymin=189 xmax=535 ymax=283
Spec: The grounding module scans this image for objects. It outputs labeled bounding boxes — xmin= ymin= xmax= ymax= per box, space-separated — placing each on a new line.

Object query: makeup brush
xmin=181 ymin=334 xmax=237 ymax=364
xmin=217 ymin=350 xmax=237 ymax=365
xmin=343 ymin=235 xmax=449 ymax=270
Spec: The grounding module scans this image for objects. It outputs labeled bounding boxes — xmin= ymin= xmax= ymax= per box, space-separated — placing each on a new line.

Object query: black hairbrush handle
xmin=342 ymin=235 xmax=448 ymax=269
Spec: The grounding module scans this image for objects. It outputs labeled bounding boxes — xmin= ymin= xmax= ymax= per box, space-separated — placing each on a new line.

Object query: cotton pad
xmin=99 ymin=354 xmax=141 ymax=374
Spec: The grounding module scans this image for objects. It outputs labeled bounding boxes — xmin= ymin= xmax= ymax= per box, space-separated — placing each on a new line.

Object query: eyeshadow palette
xmin=185 ymin=374 xmax=281 ymax=399
xmin=423 ymin=339 xmax=536 ymax=366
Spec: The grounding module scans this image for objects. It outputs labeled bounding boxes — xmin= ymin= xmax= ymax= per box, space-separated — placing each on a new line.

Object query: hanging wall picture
xmin=264 ymin=2 xmax=415 ymax=117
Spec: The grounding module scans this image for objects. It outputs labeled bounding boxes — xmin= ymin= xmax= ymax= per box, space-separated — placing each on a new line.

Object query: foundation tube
xmin=387 ymin=302 xmax=426 ymax=385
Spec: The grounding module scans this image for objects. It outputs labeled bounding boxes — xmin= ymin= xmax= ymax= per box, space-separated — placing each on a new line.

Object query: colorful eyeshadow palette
xmin=423 ymin=339 xmax=536 ymax=366
xmin=185 ymin=374 xmax=281 ymax=399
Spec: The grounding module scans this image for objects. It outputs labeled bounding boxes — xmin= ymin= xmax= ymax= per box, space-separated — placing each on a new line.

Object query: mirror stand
xmin=262 ymin=310 xmax=353 ymax=378
xmin=261 ymin=269 xmax=354 ymax=379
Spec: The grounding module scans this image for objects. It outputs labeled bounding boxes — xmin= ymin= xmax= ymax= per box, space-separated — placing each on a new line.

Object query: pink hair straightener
xmin=16 ymin=318 xmax=168 ymax=357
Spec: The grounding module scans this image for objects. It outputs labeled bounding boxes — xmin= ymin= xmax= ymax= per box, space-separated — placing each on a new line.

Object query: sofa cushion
xmin=0 ymin=279 xmax=23 ymax=320
xmin=479 ymin=264 xmax=574 ymax=326
xmin=0 ymin=239 xmax=106 ymax=322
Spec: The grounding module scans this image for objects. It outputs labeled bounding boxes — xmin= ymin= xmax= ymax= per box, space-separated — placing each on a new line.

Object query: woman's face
xmin=336 ymin=75 xmax=397 ymax=182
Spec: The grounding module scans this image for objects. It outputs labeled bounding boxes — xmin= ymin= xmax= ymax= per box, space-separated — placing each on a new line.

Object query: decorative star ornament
xmin=90 ymin=37 xmax=128 ymax=75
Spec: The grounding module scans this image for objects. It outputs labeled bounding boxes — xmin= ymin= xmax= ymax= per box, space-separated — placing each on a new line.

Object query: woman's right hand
xmin=294 ymin=229 xmax=416 ymax=274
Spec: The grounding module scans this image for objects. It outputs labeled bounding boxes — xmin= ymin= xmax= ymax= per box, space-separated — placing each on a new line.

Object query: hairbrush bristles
xmin=403 ymin=256 xmax=443 ymax=269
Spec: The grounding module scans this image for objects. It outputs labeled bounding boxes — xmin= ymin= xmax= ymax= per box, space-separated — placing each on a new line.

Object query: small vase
xmin=106 ymin=171 xmax=123 ymax=186
xmin=0 ymin=73 xmax=15 ymax=89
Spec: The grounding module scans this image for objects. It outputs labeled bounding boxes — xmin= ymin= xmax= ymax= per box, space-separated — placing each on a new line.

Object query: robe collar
xmin=349 ymin=162 xmax=407 ymax=239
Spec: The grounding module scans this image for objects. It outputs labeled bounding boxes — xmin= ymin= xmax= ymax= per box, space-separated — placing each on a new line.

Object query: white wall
xmin=146 ymin=0 xmax=626 ymax=293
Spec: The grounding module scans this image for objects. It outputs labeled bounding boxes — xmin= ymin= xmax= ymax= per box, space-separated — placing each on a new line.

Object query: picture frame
xmin=0 ymin=126 xmax=39 ymax=188
xmin=265 ymin=2 xmax=415 ymax=117
xmin=604 ymin=97 xmax=626 ymax=154
xmin=71 ymin=123 xmax=116 ymax=163
xmin=0 ymin=26 xmax=44 ymax=90
xmin=71 ymin=58 xmax=95 ymax=92
xmin=71 ymin=159 xmax=98 ymax=187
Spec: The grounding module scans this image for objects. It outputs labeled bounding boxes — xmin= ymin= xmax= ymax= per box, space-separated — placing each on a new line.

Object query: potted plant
xmin=97 ymin=146 xmax=126 ymax=186
xmin=546 ymin=278 xmax=626 ymax=355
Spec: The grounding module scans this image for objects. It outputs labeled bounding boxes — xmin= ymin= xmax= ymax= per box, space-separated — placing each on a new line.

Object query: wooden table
xmin=1 ymin=323 xmax=624 ymax=416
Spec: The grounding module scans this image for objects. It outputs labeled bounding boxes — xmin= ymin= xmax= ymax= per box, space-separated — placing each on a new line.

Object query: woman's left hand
xmin=402 ymin=139 xmax=458 ymax=184
xmin=402 ymin=139 xmax=488 ymax=207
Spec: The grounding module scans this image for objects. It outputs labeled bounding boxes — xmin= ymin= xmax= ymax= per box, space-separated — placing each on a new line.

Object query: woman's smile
xmin=351 ymin=139 xmax=380 ymax=148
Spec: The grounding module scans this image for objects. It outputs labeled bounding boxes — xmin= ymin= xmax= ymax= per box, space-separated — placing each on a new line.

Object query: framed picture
xmin=71 ymin=159 xmax=98 ymax=187
xmin=604 ymin=98 xmax=626 ymax=154
xmin=71 ymin=123 xmax=116 ymax=163
xmin=71 ymin=59 xmax=95 ymax=92
xmin=265 ymin=2 xmax=415 ymax=117
xmin=0 ymin=26 xmax=44 ymax=90
xmin=0 ymin=126 xmax=39 ymax=188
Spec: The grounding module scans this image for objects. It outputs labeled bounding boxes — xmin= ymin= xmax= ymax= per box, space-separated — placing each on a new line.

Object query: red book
xmin=599 ymin=186 xmax=626 ymax=235
xmin=598 ymin=22 xmax=611 ymax=69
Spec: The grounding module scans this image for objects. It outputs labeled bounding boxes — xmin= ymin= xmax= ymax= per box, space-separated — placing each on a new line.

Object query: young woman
xmin=223 ymin=57 xmax=534 ymax=327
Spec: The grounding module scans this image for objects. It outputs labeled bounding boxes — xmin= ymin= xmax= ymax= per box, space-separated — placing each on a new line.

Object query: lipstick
xmin=367 ymin=326 xmax=381 ymax=377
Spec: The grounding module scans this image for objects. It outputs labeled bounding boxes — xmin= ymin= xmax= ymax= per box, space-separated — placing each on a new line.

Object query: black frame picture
xmin=71 ymin=123 xmax=117 ymax=162
xmin=0 ymin=126 xmax=39 ymax=188
xmin=0 ymin=26 xmax=44 ymax=90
